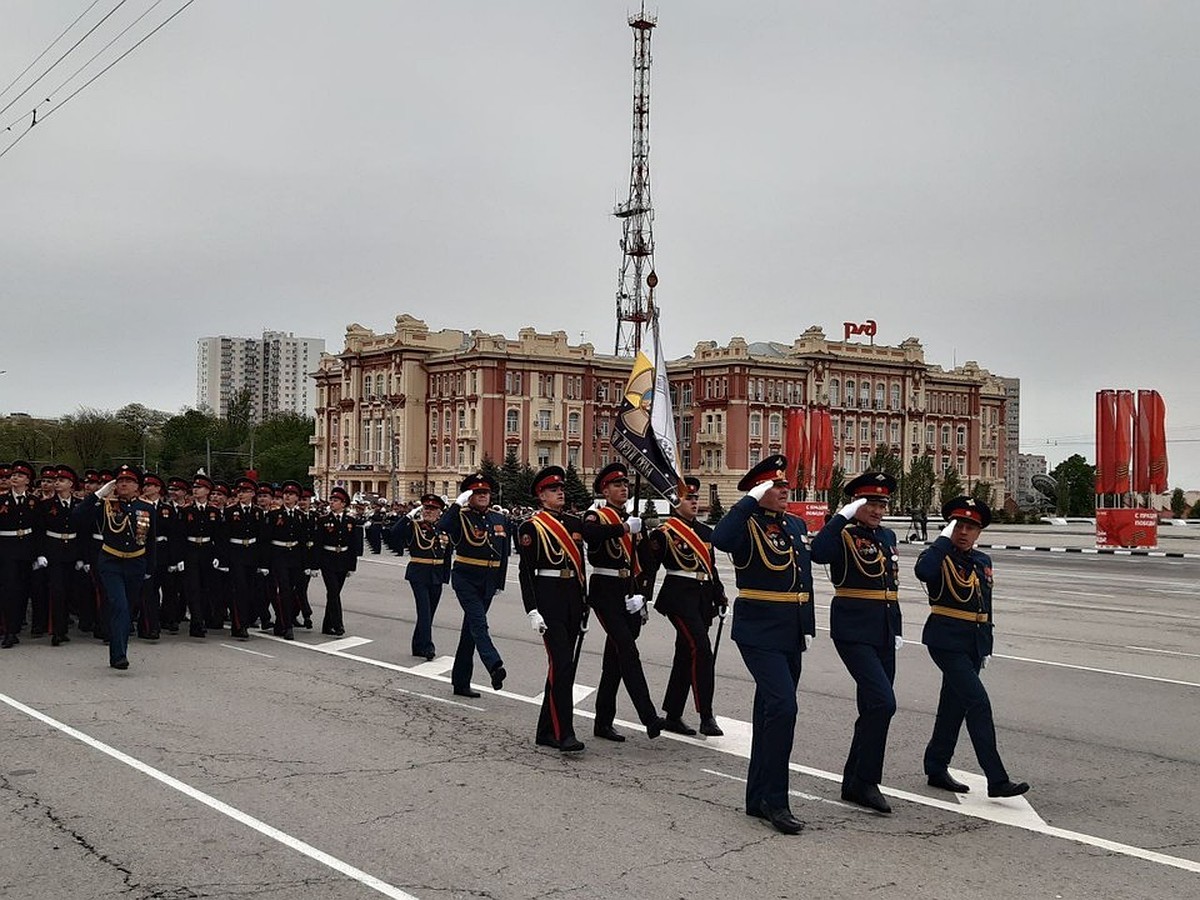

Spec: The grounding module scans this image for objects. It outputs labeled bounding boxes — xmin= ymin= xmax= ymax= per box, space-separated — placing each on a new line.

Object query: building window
xmin=890 ymin=422 xmax=900 ymax=445
xmin=568 ymin=447 xmax=579 ymax=467
xmin=537 ymin=448 xmax=550 ymax=467
xmin=861 ymin=452 xmax=870 ymax=471
xmin=957 ymin=426 xmax=966 ymax=448
xmin=845 ymin=379 xmax=855 ymax=407
xmin=890 ymin=383 xmax=901 ymax=410
xmin=457 ymin=408 xmax=466 ymax=430
xmin=926 ymin=424 xmax=935 ymax=446
xmin=748 ymin=448 xmax=761 ymax=467
xmin=682 ymin=383 xmax=693 ymax=406
xmin=506 ymin=409 xmax=519 ymax=434
xmin=681 ymin=448 xmax=691 ymax=469
xmin=457 ymin=443 xmax=466 ymax=467
xmin=568 ymin=411 xmax=581 ymax=435
xmin=860 ymin=421 xmax=869 ymax=443
xmin=443 ymin=442 xmax=451 ymax=466
xmin=942 ymin=425 xmax=951 ymax=447
xmin=681 ymin=417 xmax=692 ymax=441
xmin=598 ymin=419 xmax=610 ymax=438
xmin=768 ymin=414 xmax=781 ymax=440
xmin=860 ymin=381 xmax=870 ymax=406
xmin=750 ymin=413 xmax=761 ymax=438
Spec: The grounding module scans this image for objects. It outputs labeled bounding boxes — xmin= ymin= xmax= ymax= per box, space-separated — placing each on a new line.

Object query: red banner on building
xmin=1114 ymin=390 xmax=1133 ymax=494
xmin=1095 ymin=508 xmax=1159 ymax=548
xmin=812 ymin=409 xmax=834 ymax=491
xmin=785 ymin=409 xmax=807 ymax=490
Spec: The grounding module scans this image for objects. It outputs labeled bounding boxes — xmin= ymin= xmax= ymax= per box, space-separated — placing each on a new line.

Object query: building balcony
xmin=532 ymin=426 xmax=562 ymax=441
xmin=308 ymin=435 xmax=321 ymax=446
xmin=456 ymin=428 xmax=479 ymax=440
xmin=696 ymin=431 xmax=725 ymax=445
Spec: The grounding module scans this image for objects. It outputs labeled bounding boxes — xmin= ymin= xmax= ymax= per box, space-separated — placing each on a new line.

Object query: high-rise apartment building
xmin=1002 ymin=377 xmax=1021 ymax=503
xmin=197 ymin=331 xmax=324 ymax=421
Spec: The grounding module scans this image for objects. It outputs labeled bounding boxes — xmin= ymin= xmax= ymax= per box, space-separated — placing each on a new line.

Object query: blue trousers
xmin=736 ymin=643 xmax=803 ymax=813
xmin=97 ymin=555 xmax=146 ymax=666
xmin=450 ymin=570 xmax=502 ymax=690
xmin=925 ymin=647 xmax=1009 ymax=786
xmin=409 ymin=580 xmax=443 ymax=656
xmin=833 ymin=639 xmax=897 ymax=786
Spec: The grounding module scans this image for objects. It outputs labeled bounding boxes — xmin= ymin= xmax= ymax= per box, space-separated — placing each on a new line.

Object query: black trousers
xmin=833 ymin=639 xmax=897 ymax=786
xmin=0 ymin=557 xmax=33 ymax=636
xmin=662 ymin=602 xmax=716 ymax=719
xmin=46 ymin=561 xmax=74 ymax=638
xmin=321 ymin=568 xmax=347 ymax=632
xmin=591 ymin=585 xmax=658 ymax=729
xmin=737 ymin=642 xmax=803 ymax=813
xmin=227 ymin=563 xmax=257 ymax=631
xmin=183 ymin=548 xmax=216 ymax=632
xmin=925 ymin=646 xmax=1009 ymax=786
xmin=535 ymin=585 xmax=583 ymax=745
xmin=271 ymin=562 xmax=305 ymax=631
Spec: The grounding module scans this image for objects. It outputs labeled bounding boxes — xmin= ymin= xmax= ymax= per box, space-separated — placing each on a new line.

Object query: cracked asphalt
xmin=2 ymin=543 xmax=1197 ymax=899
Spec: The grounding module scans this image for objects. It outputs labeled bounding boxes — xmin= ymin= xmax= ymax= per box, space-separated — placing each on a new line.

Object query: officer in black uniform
xmin=296 ymin=486 xmax=317 ymax=629
xmin=265 ymin=480 xmax=308 ymax=640
xmin=0 ymin=460 xmax=39 ymax=649
xmin=517 ymin=466 xmax=587 ymax=753
xmin=158 ymin=477 xmax=190 ymax=634
xmin=365 ymin=502 xmax=386 ymax=554
xmin=135 ymin=473 xmax=166 ymax=640
xmin=639 ymin=475 xmax=729 ymax=737
xmin=181 ymin=473 xmax=221 ymax=638
xmin=221 ymin=477 xmax=266 ymax=640
xmin=390 ymin=493 xmax=451 ymax=660
xmin=712 ymin=455 xmax=813 ymax=835
xmin=73 ymin=465 xmax=156 ymax=670
xmin=581 ymin=463 xmax=664 ymax=742
xmin=438 ymin=473 xmax=510 ymax=697
xmin=252 ymin=483 xmax=278 ymax=630
xmin=38 ymin=465 xmax=80 ymax=647
xmin=28 ymin=463 xmax=58 ymax=637
xmin=915 ymin=496 xmax=1029 ymax=798
xmin=315 ymin=486 xmax=363 ymax=635
xmin=811 ymin=472 xmax=902 ymax=814
xmin=209 ymin=481 xmax=234 ymax=630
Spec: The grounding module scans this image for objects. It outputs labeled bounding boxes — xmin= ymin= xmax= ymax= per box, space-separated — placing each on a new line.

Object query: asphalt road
xmin=3 ymin=540 xmax=1198 ymax=899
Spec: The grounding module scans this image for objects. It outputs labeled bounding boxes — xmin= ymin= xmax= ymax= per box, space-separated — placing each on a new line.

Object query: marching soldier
xmin=264 ymin=480 xmax=307 ymax=639
xmin=38 ymin=465 xmax=81 ymax=647
xmin=315 ymin=486 xmax=363 ymax=635
xmin=438 ymin=472 xmax=510 ymax=697
xmin=28 ymin=464 xmax=58 ymax=636
xmin=390 ymin=493 xmax=451 ymax=660
xmin=915 ymin=497 xmax=1029 ymax=799
xmin=75 ymin=469 xmax=103 ymax=636
xmin=209 ymin=481 xmax=233 ymax=630
xmin=581 ymin=462 xmax=663 ymax=742
xmin=136 ymin=473 xmax=166 ymax=640
xmin=810 ymin=472 xmax=903 ymax=815
xmin=253 ymin=483 xmax=278 ymax=631
xmin=639 ymin=476 xmax=729 ymax=737
xmin=158 ymin=477 xmax=190 ymax=634
xmin=1 ymin=461 xmax=40 ymax=649
xmin=221 ymin=477 xmax=266 ymax=640
xmin=296 ymin=487 xmax=317 ymax=629
xmin=517 ymin=466 xmax=587 ymax=753
xmin=181 ymin=473 xmax=221 ymax=638
xmin=712 ymin=455 xmax=814 ymax=835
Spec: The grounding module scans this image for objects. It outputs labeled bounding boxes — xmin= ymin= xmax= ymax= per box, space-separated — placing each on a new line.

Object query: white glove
xmin=212 ymin=558 xmax=221 ymax=569
xmin=82 ymin=563 xmax=90 ymax=574
xmin=894 ymin=635 xmax=904 ymax=651
xmin=309 ymin=568 xmax=320 ymax=577
xmin=587 ymin=499 xmax=604 ymax=512
xmin=747 ymin=480 xmax=773 ymax=502
xmin=454 ymin=490 xmax=473 ymax=507
xmin=95 ymin=480 xmax=116 ymax=500
xmin=980 ymin=655 xmax=990 ymax=670
xmin=625 ymin=516 xmax=643 ymax=535
xmin=34 ymin=556 xmax=48 ymax=570
xmin=407 ymin=506 xmax=422 ymax=520
xmin=527 ymin=609 xmax=547 ymax=634
xmin=143 ymin=574 xmax=152 ymax=581
xmin=804 ymin=634 xmax=814 ymax=651
xmin=257 ymin=568 xmax=270 ymax=576
xmin=625 ymin=593 xmax=646 ymax=614
xmin=176 ymin=560 xmax=185 ymax=573
xmin=718 ymin=602 xmax=729 ymax=620
xmin=837 ymin=497 xmax=867 ymax=520
xmin=74 ymin=560 xmax=84 ymax=571
xmin=940 ymin=520 xmax=956 ymax=539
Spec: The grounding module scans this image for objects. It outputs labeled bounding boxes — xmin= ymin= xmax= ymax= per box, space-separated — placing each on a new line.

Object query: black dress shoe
xmin=559 ymin=738 xmax=585 ymax=753
xmin=146 ymin=632 xmax=160 ymax=641
xmin=699 ymin=716 xmax=724 ymax=737
xmin=334 ymin=627 xmax=345 ymax=636
xmin=760 ymin=802 xmax=804 ymax=835
xmin=110 ymin=658 xmax=130 ymax=670
xmin=59 ymin=633 xmax=70 ymax=643
xmin=189 ymin=628 xmax=206 ymax=638
xmin=844 ymin=780 xmax=892 ymax=814
xmin=593 ymin=724 xmax=626 ymax=742
xmin=424 ymin=651 xmax=436 ymax=661
xmin=303 ymin=619 xmax=313 ymax=630
xmin=321 ymin=628 xmax=338 ymax=636
xmin=661 ymin=715 xmax=697 ymax=736
xmin=51 ymin=635 xmax=62 ymax=647
xmin=1 ymin=634 xmax=16 ymax=649
xmin=489 ymin=665 xmax=506 ymax=690
xmin=231 ymin=627 xmax=250 ymax=640
xmin=164 ymin=624 xmax=179 ymax=635
xmin=927 ymin=771 xmax=970 ymax=793
xmin=283 ymin=630 xmax=295 ymax=641
xmin=453 ymin=687 xmax=482 ymax=699
xmin=988 ymin=780 xmax=1030 ymax=798
xmin=535 ymin=736 xmax=560 ymax=749
xmin=259 ymin=621 xmax=274 ymax=632
xmin=745 ymin=805 xmax=767 ymax=819
xmin=646 ymin=717 xmax=665 ymax=739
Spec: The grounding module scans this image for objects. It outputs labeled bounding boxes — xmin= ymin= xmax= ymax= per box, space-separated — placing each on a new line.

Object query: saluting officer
xmin=0 ymin=461 xmax=40 ymax=649
xmin=38 ymin=465 xmax=81 ymax=647
xmin=221 ymin=477 xmax=266 ymax=640
xmin=639 ymin=475 xmax=729 ymax=737
xmin=390 ymin=493 xmax=451 ymax=660
xmin=265 ymin=480 xmax=308 ymax=640
xmin=518 ymin=466 xmax=587 ymax=753
xmin=811 ymin=472 xmax=902 ymax=814
xmin=315 ymin=486 xmax=363 ymax=635
xmin=181 ymin=473 xmax=221 ymax=638
xmin=74 ymin=465 xmax=156 ymax=670
xmin=915 ymin=497 xmax=1029 ymax=799
xmin=712 ymin=455 xmax=814 ymax=835
xmin=438 ymin=473 xmax=509 ymax=697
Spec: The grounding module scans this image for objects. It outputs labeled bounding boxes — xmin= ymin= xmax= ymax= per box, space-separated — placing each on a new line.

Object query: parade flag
xmin=1133 ymin=390 xmax=1152 ymax=494
xmin=1114 ymin=390 xmax=1133 ymax=494
xmin=1095 ymin=390 xmax=1116 ymax=494
xmin=1148 ymin=390 xmax=1168 ymax=494
xmin=611 ymin=321 xmax=682 ymax=505
xmin=812 ymin=409 xmax=835 ymax=491
xmin=785 ymin=409 xmax=807 ymax=489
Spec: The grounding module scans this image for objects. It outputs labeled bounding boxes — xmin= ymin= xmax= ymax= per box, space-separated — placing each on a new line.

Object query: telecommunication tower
xmin=613 ymin=6 xmax=658 ymax=357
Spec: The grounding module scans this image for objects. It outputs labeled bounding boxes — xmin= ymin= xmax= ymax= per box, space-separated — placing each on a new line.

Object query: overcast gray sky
xmin=1 ymin=1 xmax=1197 ymax=488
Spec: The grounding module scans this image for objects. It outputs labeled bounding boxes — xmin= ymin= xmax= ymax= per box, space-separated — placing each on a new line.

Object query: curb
xmin=903 ymin=540 xmax=1198 ymax=560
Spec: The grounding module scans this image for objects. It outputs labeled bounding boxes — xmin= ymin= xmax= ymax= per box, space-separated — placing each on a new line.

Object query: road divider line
xmin=394 ymin=688 xmax=485 ymax=711
xmin=995 ymin=654 xmax=1200 ymax=689
xmin=0 ymin=691 xmax=422 ymax=900
xmin=219 ymin=643 xmax=275 ymax=658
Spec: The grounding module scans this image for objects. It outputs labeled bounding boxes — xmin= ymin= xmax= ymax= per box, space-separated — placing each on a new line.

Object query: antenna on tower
xmin=613 ymin=3 xmax=657 ymax=357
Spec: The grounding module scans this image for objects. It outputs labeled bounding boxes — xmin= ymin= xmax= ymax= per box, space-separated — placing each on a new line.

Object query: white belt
xmin=45 ymin=531 xmax=77 ymax=541
xmin=228 ymin=538 xmax=257 ymax=545
xmin=535 ymin=568 xmax=575 ymax=579
xmin=156 ymin=535 xmax=169 ymax=542
xmin=591 ymin=566 xmax=630 ymax=578
xmin=0 ymin=528 xmax=33 ymax=537
xmin=271 ymin=540 xmax=299 ymax=548
xmin=665 ymin=570 xmax=710 ymax=582
xmin=322 ymin=545 xmax=348 ymax=552
xmin=187 ymin=536 xmax=212 ymax=544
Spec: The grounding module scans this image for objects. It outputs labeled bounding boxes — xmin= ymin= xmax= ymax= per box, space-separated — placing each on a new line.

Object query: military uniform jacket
xmin=915 ymin=537 xmax=994 ymax=657
xmin=37 ymin=496 xmax=79 ymax=565
xmin=638 ymin=514 xmax=727 ymax=623
xmin=391 ymin=518 xmax=451 ymax=585
xmin=0 ymin=491 xmax=40 ymax=561
xmin=315 ymin=512 xmax=363 ymax=573
xmin=580 ymin=505 xmax=644 ymax=598
xmin=712 ymin=495 xmax=814 ymax=652
xmin=438 ymin=505 xmax=509 ymax=584
xmin=220 ymin=504 xmax=266 ymax=569
xmin=264 ymin=506 xmax=308 ymax=565
xmin=181 ymin=502 xmax=221 ymax=557
xmin=156 ymin=502 xmax=186 ymax=569
xmin=517 ymin=510 xmax=586 ymax=613
xmin=76 ymin=492 xmax=157 ymax=570
xmin=810 ymin=513 xmax=902 ymax=648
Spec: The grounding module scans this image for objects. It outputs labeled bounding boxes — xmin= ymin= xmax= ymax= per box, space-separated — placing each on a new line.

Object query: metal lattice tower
xmin=613 ymin=6 xmax=658 ymax=357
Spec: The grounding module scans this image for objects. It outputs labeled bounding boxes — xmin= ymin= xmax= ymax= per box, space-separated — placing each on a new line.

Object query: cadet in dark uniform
xmin=580 ymin=463 xmax=663 ymax=741
xmin=517 ymin=466 xmax=587 ymax=753
xmin=253 ymin=483 xmax=278 ymax=630
xmin=438 ymin=473 xmax=509 ymax=697
xmin=38 ymin=465 xmax=80 ymax=646
xmin=712 ymin=456 xmax=813 ymax=835
xmin=28 ymin=463 xmax=58 ymax=637
xmin=390 ymin=493 xmax=451 ymax=660
xmin=315 ymin=486 xmax=363 ymax=635
xmin=159 ymin=477 xmax=190 ymax=634
xmin=209 ymin=481 xmax=233 ymax=630
xmin=181 ymin=473 xmax=221 ymax=638
xmin=915 ymin=497 xmax=1029 ymax=798
xmin=811 ymin=472 xmax=903 ymax=814
xmin=0 ymin=460 xmax=39 ymax=649
xmin=296 ymin=487 xmax=317 ymax=629
xmin=639 ymin=476 xmax=729 ymax=737
xmin=365 ymin=502 xmax=386 ymax=554
xmin=73 ymin=465 xmax=156 ymax=670
xmin=221 ymin=477 xmax=266 ymax=640
xmin=265 ymin=480 xmax=308 ymax=640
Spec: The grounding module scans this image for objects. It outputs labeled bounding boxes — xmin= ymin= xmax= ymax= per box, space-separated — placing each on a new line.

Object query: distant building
xmin=197 ymin=331 xmax=324 ymax=422
xmin=1002 ymin=377 xmax=1021 ymax=503
xmin=1015 ymin=453 xmax=1048 ymax=508
xmin=310 ymin=316 xmax=1013 ymax=505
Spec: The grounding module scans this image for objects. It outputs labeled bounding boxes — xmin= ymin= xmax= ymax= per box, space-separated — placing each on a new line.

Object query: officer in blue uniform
xmin=390 ymin=494 xmax=451 ymax=660
xmin=74 ymin=465 xmax=156 ymax=670
xmin=712 ymin=455 xmax=813 ymax=835
xmin=811 ymin=472 xmax=902 ymax=814
xmin=915 ymin=496 xmax=1029 ymax=798
xmin=438 ymin=473 xmax=509 ymax=697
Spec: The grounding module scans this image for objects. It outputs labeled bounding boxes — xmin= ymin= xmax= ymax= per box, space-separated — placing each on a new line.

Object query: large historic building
xmin=309 ymin=315 xmax=1011 ymax=508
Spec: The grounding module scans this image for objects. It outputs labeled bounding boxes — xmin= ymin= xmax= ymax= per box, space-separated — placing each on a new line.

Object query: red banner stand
xmin=1095 ymin=508 xmax=1158 ymax=548
xmin=787 ymin=501 xmax=829 ymax=534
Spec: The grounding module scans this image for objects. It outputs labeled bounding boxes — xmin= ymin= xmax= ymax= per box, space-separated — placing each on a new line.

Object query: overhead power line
xmin=0 ymin=0 xmax=104 ymax=105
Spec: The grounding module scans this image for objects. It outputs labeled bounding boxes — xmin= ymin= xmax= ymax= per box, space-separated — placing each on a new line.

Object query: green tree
xmin=480 ymin=452 xmax=503 ymax=503
xmin=250 ymin=413 xmax=314 ymax=484
xmin=970 ymin=480 xmax=994 ymax=507
xmin=514 ymin=461 xmax=537 ymax=507
xmin=867 ymin=445 xmax=903 ymax=481
xmin=1190 ymin=498 xmax=1200 ymax=519
xmin=499 ymin=446 xmax=523 ymax=504
xmin=938 ymin=466 xmax=964 ymax=508
xmin=159 ymin=408 xmax=218 ymax=478
xmin=563 ymin=461 xmax=590 ymax=511
xmin=1169 ymin=487 xmax=1186 ymax=518
xmin=60 ymin=408 xmax=124 ymax=468
xmin=706 ymin=493 xmax=725 ymax=525
xmin=903 ymin=454 xmax=936 ymax=514
xmin=1049 ymin=454 xmax=1096 ymax=516
xmin=825 ymin=465 xmax=846 ymax=514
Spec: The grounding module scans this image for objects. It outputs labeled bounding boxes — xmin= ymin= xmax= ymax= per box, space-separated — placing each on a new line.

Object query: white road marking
xmin=407 ymin=656 xmax=456 ymax=676
xmin=256 ymin=633 xmax=1200 ymax=874
xmin=704 ymin=768 xmax=855 ymax=809
xmin=318 ymin=636 xmax=373 ymax=653
xmin=532 ymin=683 xmax=598 ymax=706
xmin=1126 ymin=646 xmax=1200 ymax=659
xmin=219 ymin=643 xmax=275 ymax=658
xmin=1050 ymin=590 xmax=1118 ymax=598
xmin=996 ymin=654 xmax=1200 ymax=689
xmin=0 ymin=691 xmax=422 ymax=900
xmin=947 ymin=768 xmax=1046 ymax=828
xmin=394 ymin=688 xmax=485 ymax=711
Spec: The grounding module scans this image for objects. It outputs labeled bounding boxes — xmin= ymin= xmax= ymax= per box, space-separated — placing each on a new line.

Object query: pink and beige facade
xmin=309 ymin=316 xmax=1010 ymax=507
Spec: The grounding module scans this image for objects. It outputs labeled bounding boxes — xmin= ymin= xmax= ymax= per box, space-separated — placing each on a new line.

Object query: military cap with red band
xmin=280 ymin=480 xmax=303 ymax=495
xmin=257 ymin=483 xmax=276 ymax=497
xmin=10 ymin=460 xmax=36 ymax=480
xmin=39 ymin=464 xmax=57 ymax=480
xmin=420 ymin=493 xmax=446 ymax=509
xmin=330 ymin=486 xmax=350 ymax=503
xmin=843 ymin=471 xmax=897 ymax=499
xmin=114 ymin=464 xmax=143 ymax=486
xmin=459 ymin=472 xmax=496 ymax=494
xmin=193 ymin=474 xmax=214 ymax=491
xmin=56 ymin=464 xmax=79 ymax=484
xmin=592 ymin=462 xmax=629 ymax=494
xmin=212 ymin=481 xmax=231 ymax=497
xmin=736 ymin=455 xmax=788 ymax=492
xmin=168 ymin=476 xmax=191 ymax=491
xmin=235 ymin=477 xmax=257 ymax=493
xmin=941 ymin=495 xmax=991 ymax=529
xmin=533 ymin=465 xmax=566 ymax=494
xmin=143 ymin=472 xmax=165 ymax=489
